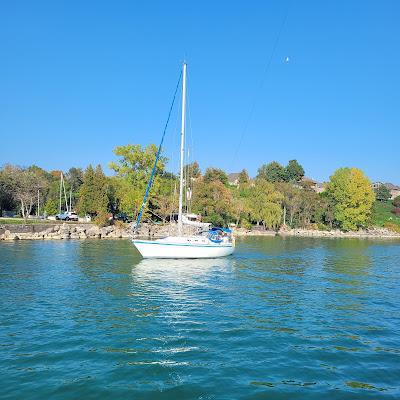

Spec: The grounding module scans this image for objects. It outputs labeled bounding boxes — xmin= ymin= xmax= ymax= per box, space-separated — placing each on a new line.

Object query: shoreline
xmin=1 ymin=222 xmax=400 ymax=241
xmin=236 ymin=227 xmax=400 ymax=240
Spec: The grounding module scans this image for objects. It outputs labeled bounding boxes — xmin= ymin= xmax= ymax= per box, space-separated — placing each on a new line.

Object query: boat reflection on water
xmin=132 ymin=257 xmax=235 ymax=288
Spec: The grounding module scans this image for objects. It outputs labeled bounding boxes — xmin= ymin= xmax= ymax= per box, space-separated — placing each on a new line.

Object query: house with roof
xmin=300 ymin=177 xmax=326 ymax=193
xmin=385 ymin=183 xmax=400 ymax=199
xmin=372 ymin=182 xmax=400 ymax=200
xmin=228 ymin=173 xmax=240 ymax=186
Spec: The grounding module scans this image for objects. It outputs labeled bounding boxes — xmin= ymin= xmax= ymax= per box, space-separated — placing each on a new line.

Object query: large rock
xmin=44 ymin=226 xmax=55 ymax=235
xmin=59 ymin=223 xmax=70 ymax=234
xmin=100 ymin=226 xmax=114 ymax=237
xmin=76 ymin=226 xmax=87 ymax=234
xmin=87 ymin=226 xmax=101 ymax=237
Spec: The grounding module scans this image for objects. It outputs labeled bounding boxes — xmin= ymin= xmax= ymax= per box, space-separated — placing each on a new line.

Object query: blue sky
xmin=1 ymin=1 xmax=399 ymax=183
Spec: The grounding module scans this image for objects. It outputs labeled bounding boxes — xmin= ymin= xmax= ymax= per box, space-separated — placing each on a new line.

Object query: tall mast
xmin=178 ymin=62 xmax=187 ymax=236
xmin=62 ymin=174 xmax=68 ymax=212
xmin=59 ymin=173 xmax=63 ymax=214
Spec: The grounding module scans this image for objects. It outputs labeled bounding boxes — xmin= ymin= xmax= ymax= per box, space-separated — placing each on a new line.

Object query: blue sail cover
xmin=209 ymin=227 xmax=232 ymax=233
xmin=207 ymin=227 xmax=232 ymax=243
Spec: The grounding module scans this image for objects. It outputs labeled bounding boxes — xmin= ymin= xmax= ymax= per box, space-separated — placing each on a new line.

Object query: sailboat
xmin=132 ymin=62 xmax=235 ymax=259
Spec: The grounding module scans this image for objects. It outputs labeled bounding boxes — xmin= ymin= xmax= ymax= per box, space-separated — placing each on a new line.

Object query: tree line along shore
xmin=1 ymin=143 xmax=400 ymax=236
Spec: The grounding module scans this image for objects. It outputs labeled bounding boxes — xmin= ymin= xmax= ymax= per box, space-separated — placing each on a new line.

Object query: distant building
xmin=372 ymin=182 xmax=400 ymax=200
xmin=300 ymin=176 xmax=326 ymax=193
xmin=371 ymin=182 xmax=382 ymax=190
xmin=391 ymin=190 xmax=400 ymax=199
xmin=314 ymin=182 xmax=327 ymax=194
xmin=228 ymin=173 xmax=240 ymax=186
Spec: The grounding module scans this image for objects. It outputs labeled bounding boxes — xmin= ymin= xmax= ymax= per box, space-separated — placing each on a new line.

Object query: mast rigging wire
xmin=230 ymin=1 xmax=292 ymax=171
xmin=134 ymin=70 xmax=183 ymax=232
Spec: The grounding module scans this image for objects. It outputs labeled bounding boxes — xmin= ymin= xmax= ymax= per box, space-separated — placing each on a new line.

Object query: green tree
xmin=27 ymin=165 xmax=53 ymax=183
xmin=285 ymin=159 xmax=305 ymax=182
xmin=109 ymin=144 xmax=167 ymax=218
xmin=66 ymin=167 xmax=84 ymax=208
xmin=106 ymin=177 xmax=120 ymax=217
xmin=66 ymin=167 xmax=83 ymax=190
xmin=192 ymin=179 xmax=233 ymax=225
xmin=44 ymin=198 xmax=58 ymax=216
xmin=260 ymin=202 xmax=282 ymax=230
xmin=299 ymin=189 xmax=323 ymax=228
xmin=248 ymin=179 xmax=283 ymax=229
xmin=184 ymin=161 xmax=201 ymax=179
xmin=153 ymin=172 xmax=177 ymax=222
xmin=231 ymin=192 xmax=248 ymax=226
xmin=374 ymin=184 xmax=391 ymax=202
xmin=109 ymin=144 xmax=167 ymax=181
xmin=4 ymin=166 xmax=48 ymax=220
xmin=326 ymin=167 xmax=375 ymax=231
xmin=275 ymin=182 xmax=302 ymax=227
xmin=0 ymin=165 xmax=17 ymax=215
xmin=203 ymin=168 xmax=228 ymax=185
xmin=318 ymin=193 xmax=336 ymax=229
xmin=257 ymin=161 xmax=287 ymax=183
xmin=112 ymin=177 xmax=138 ymax=217
xmin=238 ymin=169 xmax=250 ymax=186
xmin=77 ymin=165 xmax=109 ymax=217
xmin=44 ymin=179 xmax=63 ymax=215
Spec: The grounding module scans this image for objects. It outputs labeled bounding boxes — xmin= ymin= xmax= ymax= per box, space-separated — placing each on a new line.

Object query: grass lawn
xmin=0 ymin=218 xmax=53 ymax=225
xmin=371 ymin=201 xmax=400 ymax=229
xmin=0 ymin=218 xmax=92 ymax=225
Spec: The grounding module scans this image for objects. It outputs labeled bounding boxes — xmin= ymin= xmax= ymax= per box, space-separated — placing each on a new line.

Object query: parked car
xmin=114 ymin=212 xmax=133 ymax=223
xmin=55 ymin=211 xmax=79 ymax=221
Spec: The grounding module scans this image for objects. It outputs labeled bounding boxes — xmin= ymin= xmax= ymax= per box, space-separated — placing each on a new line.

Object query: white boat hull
xmin=132 ymin=237 xmax=234 ymax=259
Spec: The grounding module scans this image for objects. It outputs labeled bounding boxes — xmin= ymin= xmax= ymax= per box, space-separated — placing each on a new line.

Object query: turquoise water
xmin=1 ymin=237 xmax=399 ymax=399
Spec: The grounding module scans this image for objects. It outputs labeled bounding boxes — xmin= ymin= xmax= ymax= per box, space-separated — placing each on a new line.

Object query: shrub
xmin=391 ymin=207 xmax=400 ymax=216
xmin=384 ymin=222 xmax=400 ymax=233
xmin=94 ymin=211 xmax=111 ymax=227
xmin=44 ymin=199 xmax=58 ymax=216
xmin=393 ymin=195 xmax=400 ymax=207
xmin=204 ymin=213 xmax=225 ymax=227
xmin=240 ymin=219 xmax=253 ymax=230
xmin=374 ymin=185 xmax=391 ymax=201
xmin=317 ymin=223 xmax=330 ymax=231
xmin=113 ymin=220 xmax=125 ymax=229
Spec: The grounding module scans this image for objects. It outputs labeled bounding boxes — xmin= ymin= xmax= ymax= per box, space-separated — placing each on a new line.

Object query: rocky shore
xmin=0 ymin=222 xmax=202 ymax=241
xmin=233 ymin=226 xmax=400 ymax=239
xmin=277 ymin=226 xmax=400 ymax=239
xmin=1 ymin=222 xmax=400 ymax=241
xmin=0 ymin=223 xmax=129 ymax=241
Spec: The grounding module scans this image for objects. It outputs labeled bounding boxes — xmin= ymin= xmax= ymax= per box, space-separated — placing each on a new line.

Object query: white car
xmin=55 ymin=211 xmax=79 ymax=221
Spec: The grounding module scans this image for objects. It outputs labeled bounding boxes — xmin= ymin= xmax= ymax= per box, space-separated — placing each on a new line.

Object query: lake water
xmin=1 ymin=237 xmax=399 ymax=399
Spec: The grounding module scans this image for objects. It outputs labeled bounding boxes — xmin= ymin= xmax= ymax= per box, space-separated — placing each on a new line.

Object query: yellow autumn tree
xmin=326 ymin=167 xmax=375 ymax=231
xmin=109 ymin=144 xmax=168 ymax=219
xmin=248 ymin=179 xmax=283 ymax=229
